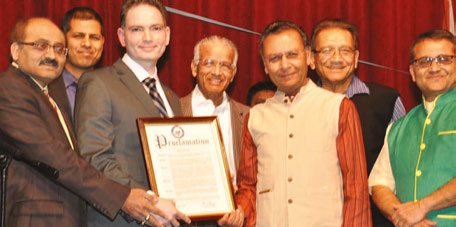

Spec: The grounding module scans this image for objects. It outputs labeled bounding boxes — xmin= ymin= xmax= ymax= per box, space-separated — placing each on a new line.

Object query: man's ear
xmin=354 ymin=50 xmax=360 ymax=69
xmin=191 ymin=61 xmax=197 ymax=78
xmin=309 ymin=51 xmax=316 ymax=70
xmin=117 ymin=27 xmax=126 ymax=47
xmin=305 ymin=47 xmax=314 ymax=69
xmin=10 ymin=42 xmax=20 ymax=61
xmin=164 ymin=26 xmax=170 ymax=46
xmin=409 ymin=65 xmax=416 ymax=82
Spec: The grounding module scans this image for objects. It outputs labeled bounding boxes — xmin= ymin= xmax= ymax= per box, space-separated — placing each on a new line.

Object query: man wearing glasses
xmin=180 ymin=36 xmax=247 ymax=226
xmin=181 ymin=35 xmax=249 ymax=188
xmin=75 ymin=0 xmax=190 ymax=226
xmin=369 ymin=29 xmax=456 ymax=227
xmin=235 ymin=21 xmax=371 ymax=226
xmin=310 ymin=18 xmax=406 ymax=227
xmin=0 ymin=17 xmax=178 ymax=227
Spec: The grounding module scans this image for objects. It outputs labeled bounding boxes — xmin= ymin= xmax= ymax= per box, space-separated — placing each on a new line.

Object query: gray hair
xmin=193 ymin=35 xmax=238 ymax=69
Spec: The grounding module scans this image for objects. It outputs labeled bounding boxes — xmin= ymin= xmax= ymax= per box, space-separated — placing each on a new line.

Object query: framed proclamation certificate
xmin=137 ymin=117 xmax=235 ymax=221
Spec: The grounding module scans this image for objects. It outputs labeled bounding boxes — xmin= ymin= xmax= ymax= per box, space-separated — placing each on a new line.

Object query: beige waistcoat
xmin=248 ymin=80 xmax=345 ymax=227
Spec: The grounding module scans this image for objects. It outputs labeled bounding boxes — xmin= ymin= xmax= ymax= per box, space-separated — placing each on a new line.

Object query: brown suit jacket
xmin=0 ymin=66 xmax=130 ymax=227
xmin=180 ymin=91 xmax=249 ymax=170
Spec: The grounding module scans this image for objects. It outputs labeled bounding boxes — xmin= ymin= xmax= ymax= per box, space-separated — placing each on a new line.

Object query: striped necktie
xmin=43 ymin=90 xmax=75 ymax=150
xmin=142 ymin=77 xmax=168 ymax=117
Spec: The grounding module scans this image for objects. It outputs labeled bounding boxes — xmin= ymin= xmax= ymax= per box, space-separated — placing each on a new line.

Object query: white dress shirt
xmin=190 ymin=86 xmax=236 ymax=183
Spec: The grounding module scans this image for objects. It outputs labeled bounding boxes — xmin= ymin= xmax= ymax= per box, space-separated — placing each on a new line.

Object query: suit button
xmin=420 ymin=143 xmax=426 ymax=150
xmin=290 ymin=114 xmax=294 ymax=119
xmin=288 ymin=154 xmax=293 ymax=159
xmin=288 ymin=199 xmax=293 ymax=204
xmin=289 ymin=133 xmax=293 ymax=138
xmin=425 ymin=118 xmax=431 ymax=124
xmin=416 ymin=170 xmax=422 ymax=176
xmin=287 ymin=177 xmax=293 ymax=182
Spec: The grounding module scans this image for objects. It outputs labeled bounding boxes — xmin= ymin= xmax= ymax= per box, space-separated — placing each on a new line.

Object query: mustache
xmin=325 ymin=61 xmax=346 ymax=69
xmin=39 ymin=58 xmax=58 ymax=68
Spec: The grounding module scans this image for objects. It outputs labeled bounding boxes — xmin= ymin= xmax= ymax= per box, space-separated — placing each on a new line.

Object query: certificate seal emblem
xmin=171 ymin=125 xmax=184 ymax=139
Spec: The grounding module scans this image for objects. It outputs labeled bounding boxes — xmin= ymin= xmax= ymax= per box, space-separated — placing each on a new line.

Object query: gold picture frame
xmin=137 ymin=116 xmax=235 ymax=221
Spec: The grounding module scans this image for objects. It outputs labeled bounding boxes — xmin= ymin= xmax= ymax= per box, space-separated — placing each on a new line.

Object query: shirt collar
xmin=317 ymin=74 xmax=370 ymax=98
xmin=62 ymin=68 xmax=78 ymax=89
xmin=122 ymin=54 xmax=158 ymax=82
xmin=345 ymin=74 xmax=370 ymax=98
xmin=275 ymin=78 xmax=314 ymax=103
xmin=191 ymin=85 xmax=229 ymax=115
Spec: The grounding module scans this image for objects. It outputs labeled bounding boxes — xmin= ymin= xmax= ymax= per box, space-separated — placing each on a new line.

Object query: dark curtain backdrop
xmin=0 ymin=0 xmax=454 ymax=110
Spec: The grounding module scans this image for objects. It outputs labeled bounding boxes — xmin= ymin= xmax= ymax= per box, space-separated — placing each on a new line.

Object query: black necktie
xmin=142 ymin=77 xmax=168 ymax=117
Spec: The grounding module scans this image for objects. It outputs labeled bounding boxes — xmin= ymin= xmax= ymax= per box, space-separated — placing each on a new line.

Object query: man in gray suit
xmin=75 ymin=0 xmax=189 ymax=226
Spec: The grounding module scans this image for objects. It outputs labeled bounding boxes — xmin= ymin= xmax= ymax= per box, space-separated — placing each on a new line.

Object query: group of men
xmin=0 ymin=0 xmax=454 ymax=226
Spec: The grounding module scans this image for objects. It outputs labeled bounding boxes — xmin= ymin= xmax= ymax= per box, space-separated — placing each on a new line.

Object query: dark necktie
xmin=142 ymin=77 xmax=168 ymax=117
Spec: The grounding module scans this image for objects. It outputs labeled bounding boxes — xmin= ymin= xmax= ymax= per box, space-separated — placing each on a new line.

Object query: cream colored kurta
xmin=248 ymin=80 xmax=345 ymax=226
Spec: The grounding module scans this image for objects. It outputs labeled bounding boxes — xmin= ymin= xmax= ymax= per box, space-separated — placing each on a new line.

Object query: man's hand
xmin=411 ymin=219 xmax=437 ymax=227
xmin=392 ymin=200 xmax=429 ymax=227
xmin=121 ymin=189 xmax=191 ymax=226
xmin=217 ymin=206 xmax=244 ymax=227
xmin=151 ymin=198 xmax=191 ymax=226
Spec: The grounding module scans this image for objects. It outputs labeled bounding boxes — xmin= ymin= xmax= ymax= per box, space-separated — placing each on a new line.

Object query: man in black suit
xmin=48 ymin=6 xmax=105 ymax=122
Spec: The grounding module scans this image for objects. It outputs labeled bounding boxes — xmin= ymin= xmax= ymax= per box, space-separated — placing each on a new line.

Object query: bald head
xmin=10 ymin=18 xmax=67 ymax=86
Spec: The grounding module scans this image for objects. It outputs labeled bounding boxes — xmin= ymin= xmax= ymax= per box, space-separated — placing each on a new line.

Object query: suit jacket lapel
xmin=161 ymin=83 xmax=182 ymax=117
xmin=48 ymin=75 xmax=73 ymax=123
xmin=112 ymin=60 xmax=161 ymax=116
xmin=179 ymin=93 xmax=193 ymax=117
xmin=13 ymin=67 xmax=78 ymax=152
xmin=230 ymin=100 xmax=246 ymax=170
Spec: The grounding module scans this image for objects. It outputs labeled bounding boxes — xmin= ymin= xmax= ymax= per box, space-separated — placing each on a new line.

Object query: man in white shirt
xmin=180 ymin=35 xmax=248 ymax=227
xmin=75 ymin=0 xmax=190 ymax=226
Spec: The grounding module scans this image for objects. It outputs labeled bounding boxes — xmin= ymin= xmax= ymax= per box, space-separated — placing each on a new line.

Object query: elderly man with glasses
xmin=179 ymin=35 xmax=247 ymax=227
xmin=369 ymin=29 xmax=456 ymax=227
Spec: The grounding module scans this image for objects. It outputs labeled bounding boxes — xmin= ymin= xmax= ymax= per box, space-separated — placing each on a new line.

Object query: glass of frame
xmin=137 ymin=116 xmax=235 ymax=221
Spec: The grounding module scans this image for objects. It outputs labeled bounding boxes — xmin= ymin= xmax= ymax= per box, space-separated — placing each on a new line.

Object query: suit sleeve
xmin=235 ymin=112 xmax=257 ymax=226
xmin=337 ymin=98 xmax=372 ymax=227
xmin=0 ymin=73 xmax=129 ymax=219
xmin=75 ymin=73 xmax=142 ymax=188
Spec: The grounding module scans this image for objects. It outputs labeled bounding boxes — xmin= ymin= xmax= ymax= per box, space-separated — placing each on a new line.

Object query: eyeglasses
xmin=17 ymin=41 xmax=68 ymax=56
xmin=199 ymin=59 xmax=234 ymax=72
xmin=412 ymin=55 xmax=456 ymax=68
xmin=312 ymin=47 xmax=356 ymax=59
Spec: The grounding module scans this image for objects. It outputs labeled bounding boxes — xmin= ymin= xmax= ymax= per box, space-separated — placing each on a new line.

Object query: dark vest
xmin=351 ymin=83 xmax=399 ymax=172
xmin=351 ymin=83 xmax=399 ymax=227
